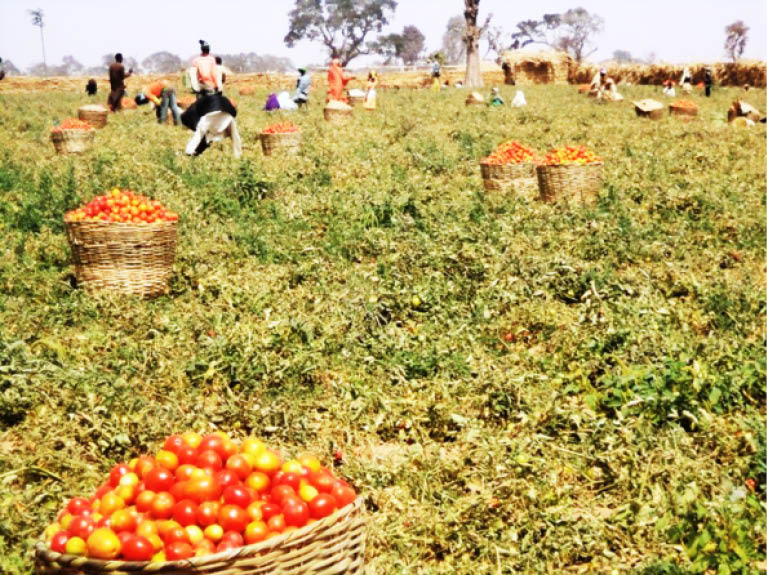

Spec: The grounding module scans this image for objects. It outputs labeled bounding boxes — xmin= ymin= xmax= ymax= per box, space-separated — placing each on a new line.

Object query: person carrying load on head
xmin=193 ymin=40 xmax=220 ymax=99
xmin=107 ymin=53 xmax=133 ymax=112
xmin=327 ymin=58 xmax=352 ymax=102
xmin=293 ymin=67 xmax=311 ymax=108
xmin=182 ymin=92 xmax=241 ymax=157
xmin=141 ymin=79 xmax=181 ymax=125
xmin=363 ymin=70 xmax=378 ymax=110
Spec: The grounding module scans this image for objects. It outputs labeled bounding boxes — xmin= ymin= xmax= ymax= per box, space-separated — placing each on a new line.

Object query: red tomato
xmin=109 ymin=464 xmax=131 ymax=487
xmin=331 ymin=484 xmax=356 ymax=508
xmin=214 ymin=469 xmax=240 ymax=489
xmin=259 ymin=502 xmax=282 ymax=521
xmin=145 ymin=467 xmax=175 ymax=493
xmin=308 ymin=471 xmax=335 ymax=494
xmin=175 ymin=464 xmax=198 ymax=482
xmin=50 ymin=532 xmax=69 ymax=553
xmin=68 ymin=516 xmax=96 ymax=539
xmin=150 ymin=492 xmax=175 ymax=519
xmin=198 ymin=435 xmax=226 ymax=459
xmin=196 ymin=501 xmax=221 ymax=527
xmin=218 ymin=505 xmax=248 ymax=533
xmin=275 ymin=472 xmax=301 ymax=491
xmin=172 ymin=499 xmax=200 ymax=527
xmin=94 ymin=483 xmax=111 ymax=500
xmin=163 ymin=434 xmax=185 ymax=455
xmin=270 ymin=485 xmax=296 ymax=506
xmin=67 ymin=497 xmax=91 ymax=516
xmin=308 ymin=493 xmax=337 ymax=519
xmin=282 ymin=499 xmax=310 ymax=528
xmin=220 ymin=531 xmax=244 ymax=546
xmin=116 ymin=530 xmax=134 ymax=548
xmin=225 ymin=455 xmax=252 ymax=480
xmin=197 ymin=450 xmax=223 ymax=471
xmin=134 ymin=456 xmax=155 ymax=479
xmin=164 ymin=525 xmax=190 ymax=545
xmin=121 ymin=535 xmax=154 ymax=561
xmin=176 ymin=445 xmax=198 ymax=466
xmin=244 ymin=521 xmax=268 ymax=544
xmin=135 ymin=490 xmax=156 ymax=513
xmin=267 ymin=514 xmax=286 ymax=533
xmin=216 ymin=540 xmax=240 ymax=553
xmin=222 ymin=485 xmax=252 ymax=508
xmin=169 ymin=481 xmax=188 ymax=502
xmin=185 ymin=476 xmax=222 ymax=503
xmin=165 ymin=541 xmax=194 ymax=560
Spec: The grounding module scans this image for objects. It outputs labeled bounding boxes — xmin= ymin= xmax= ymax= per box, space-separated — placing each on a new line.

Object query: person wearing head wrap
xmin=293 ymin=67 xmax=311 ymax=107
xmin=193 ymin=40 xmax=220 ymax=99
xmin=363 ymin=70 xmax=378 ymax=110
xmin=327 ymin=58 xmax=353 ymax=103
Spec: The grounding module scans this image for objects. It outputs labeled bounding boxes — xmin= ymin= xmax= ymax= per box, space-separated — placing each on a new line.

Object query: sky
xmin=1 ymin=0 xmax=765 ymax=72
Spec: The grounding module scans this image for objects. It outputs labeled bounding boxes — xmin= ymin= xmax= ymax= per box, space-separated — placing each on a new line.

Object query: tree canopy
xmin=724 ymin=20 xmax=749 ymax=62
xmin=284 ymin=0 xmax=397 ymax=66
xmin=374 ymin=25 xmax=425 ymax=65
xmin=509 ymin=7 xmax=603 ymax=63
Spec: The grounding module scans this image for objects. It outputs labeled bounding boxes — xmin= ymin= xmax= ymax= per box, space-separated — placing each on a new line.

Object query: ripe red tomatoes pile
xmin=542 ymin=146 xmax=602 ymax=166
xmin=482 ymin=141 xmax=535 ymax=165
xmin=671 ymin=99 xmax=697 ymax=110
xmin=51 ymin=118 xmax=93 ymax=133
xmin=261 ymin=122 xmax=299 ymax=134
xmin=65 ymin=189 xmax=179 ymax=225
xmin=44 ymin=431 xmax=357 ymax=562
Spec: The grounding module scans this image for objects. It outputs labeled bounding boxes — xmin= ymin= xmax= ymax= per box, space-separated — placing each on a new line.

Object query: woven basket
xmin=66 ymin=220 xmax=177 ymax=298
xmin=669 ymin=104 xmax=697 ymax=117
xmin=480 ymin=162 xmax=535 ymax=192
xmin=260 ymin=131 xmax=302 ymax=156
xmin=78 ymin=106 xmax=108 ymax=128
xmin=536 ymin=163 xmax=604 ymax=205
xmin=51 ymin=129 xmax=95 ymax=154
xmin=633 ymin=100 xmax=664 ymax=120
xmin=349 ymin=95 xmax=365 ymax=107
xmin=35 ymin=497 xmax=365 ymax=575
xmin=324 ymin=107 xmax=353 ymax=123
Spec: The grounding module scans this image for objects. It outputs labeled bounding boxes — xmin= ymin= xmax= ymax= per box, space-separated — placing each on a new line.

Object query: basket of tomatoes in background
xmin=669 ymin=99 xmax=698 ymax=118
xmin=536 ymin=146 xmax=604 ymax=204
xmin=51 ymin=119 xmax=96 ymax=154
xmin=479 ymin=141 xmax=537 ymax=193
xmin=260 ymin=122 xmax=302 ymax=156
xmin=64 ymin=189 xmax=179 ymax=298
xmin=35 ymin=431 xmax=365 ymax=575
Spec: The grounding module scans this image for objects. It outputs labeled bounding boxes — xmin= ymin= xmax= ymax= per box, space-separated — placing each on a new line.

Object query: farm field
xmin=0 ymin=83 xmax=764 ymax=574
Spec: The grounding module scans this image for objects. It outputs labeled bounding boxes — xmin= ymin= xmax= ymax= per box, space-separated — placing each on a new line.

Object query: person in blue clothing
xmin=293 ymin=67 xmax=311 ymax=107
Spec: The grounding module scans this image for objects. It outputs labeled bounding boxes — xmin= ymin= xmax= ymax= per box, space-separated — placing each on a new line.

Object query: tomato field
xmin=0 ymin=82 xmax=764 ymax=574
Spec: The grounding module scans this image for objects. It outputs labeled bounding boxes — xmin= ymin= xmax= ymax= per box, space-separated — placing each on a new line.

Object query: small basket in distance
xmin=480 ymin=162 xmax=536 ymax=192
xmin=66 ymin=220 xmax=177 ymax=298
xmin=77 ymin=105 xmax=108 ymax=128
xmin=51 ymin=129 xmax=95 ymax=154
xmin=35 ymin=496 xmax=366 ymax=575
xmin=260 ymin=131 xmax=302 ymax=156
xmin=669 ymin=103 xmax=698 ymax=117
xmin=324 ymin=107 xmax=353 ymax=123
xmin=536 ymin=163 xmax=604 ymax=205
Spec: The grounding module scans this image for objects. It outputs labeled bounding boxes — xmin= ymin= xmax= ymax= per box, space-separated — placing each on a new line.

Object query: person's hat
xmin=298 ymin=66 xmax=306 ymax=73
xmin=600 ymin=67 xmax=607 ymax=74
xmin=199 ymin=39 xmax=210 ymax=51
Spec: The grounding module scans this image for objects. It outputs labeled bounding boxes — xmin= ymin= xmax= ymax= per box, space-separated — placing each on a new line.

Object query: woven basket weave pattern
xmin=66 ymin=221 xmax=177 ymax=298
xmin=51 ymin=130 xmax=95 ymax=154
xmin=635 ymin=107 xmax=663 ymax=120
xmin=480 ymin=162 xmax=536 ymax=192
xmin=536 ymin=163 xmax=603 ymax=204
xmin=35 ymin=497 xmax=365 ymax=575
xmin=78 ymin=107 xmax=108 ymax=128
xmin=260 ymin=132 xmax=302 ymax=156
xmin=323 ymin=108 xmax=353 ymax=123
xmin=669 ymin=105 xmax=698 ymax=117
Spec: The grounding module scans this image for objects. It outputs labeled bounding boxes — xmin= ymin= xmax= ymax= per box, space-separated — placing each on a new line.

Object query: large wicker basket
xmin=66 ymin=220 xmax=177 ymax=298
xmin=35 ymin=497 xmax=365 ymax=575
xmin=260 ymin=131 xmax=302 ymax=156
xmin=480 ymin=162 xmax=536 ymax=192
xmin=536 ymin=163 xmax=604 ymax=204
xmin=349 ymin=95 xmax=365 ymax=107
xmin=633 ymin=99 xmax=664 ymax=120
xmin=324 ymin=107 xmax=353 ymax=123
xmin=51 ymin=129 xmax=95 ymax=154
xmin=78 ymin=105 xmax=108 ymax=129
xmin=669 ymin=104 xmax=698 ymax=117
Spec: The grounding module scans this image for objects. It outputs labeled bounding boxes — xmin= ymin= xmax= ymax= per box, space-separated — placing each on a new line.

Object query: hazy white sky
xmin=1 ymin=0 xmax=765 ymax=71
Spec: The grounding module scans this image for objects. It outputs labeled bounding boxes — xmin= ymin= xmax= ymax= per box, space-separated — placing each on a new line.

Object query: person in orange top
xmin=143 ymin=79 xmax=181 ymax=125
xmin=193 ymin=40 xmax=219 ymax=98
xmin=327 ymin=58 xmax=353 ymax=102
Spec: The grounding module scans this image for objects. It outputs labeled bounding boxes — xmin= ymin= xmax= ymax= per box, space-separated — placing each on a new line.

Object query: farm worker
xmin=662 ymin=80 xmax=676 ymax=97
xmin=0 ymin=57 xmax=5 ymax=81
xmin=215 ymin=56 xmax=231 ymax=93
xmin=143 ymin=79 xmax=181 ymax=125
xmin=107 ymin=53 xmax=133 ymax=112
xmin=327 ymin=58 xmax=352 ymax=102
xmin=704 ymin=67 xmax=713 ymax=97
xmin=276 ymin=91 xmax=298 ymax=110
xmin=363 ymin=70 xmax=378 ymax=110
xmin=489 ymin=86 xmax=504 ymax=107
xmin=181 ymin=93 xmax=241 ymax=158
xmin=193 ymin=40 xmax=220 ymax=99
xmin=680 ymin=67 xmax=693 ymax=92
xmin=431 ymin=60 xmax=441 ymax=92
xmin=511 ymin=90 xmax=526 ymax=108
xmin=263 ymin=93 xmax=280 ymax=111
xmin=293 ymin=67 xmax=311 ymax=107
xmin=86 ymin=79 xmax=97 ymax=96
xmin=502 ymin=61 xmax=515 ymax=85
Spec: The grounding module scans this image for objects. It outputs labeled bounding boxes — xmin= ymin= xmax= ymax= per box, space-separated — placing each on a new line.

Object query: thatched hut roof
xmin=501 ymin=49 xmax=572 ymax=67
xmin=501 ymin=50 xmax=572 ymax=85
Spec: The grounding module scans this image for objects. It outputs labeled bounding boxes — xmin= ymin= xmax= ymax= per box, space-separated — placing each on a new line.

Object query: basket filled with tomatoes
xmin=51 ymin=119 xmax=96 ymax=154
xmin=669 ymin=99 xmax=698 ymax=118
xmin=479 ymin=141 xmax=537 ymax=192
xmin=536 ymin=146 xmax=603 ymax=204
xmin=260 ymin=122 xmax=302 ymax=156
xmin=34 ymin=431 xmax=365 ymax=575
xmin=64 ymin=189 xmax=179 ymax=298
xmin=78 ymin=105 xmax=109 ymax=129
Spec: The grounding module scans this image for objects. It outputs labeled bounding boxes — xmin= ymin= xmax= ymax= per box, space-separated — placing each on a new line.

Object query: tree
xmin=441 ymin=15 xmax=466 ymax=65
xmin=373 ymin=25 xmax=425 ymax=65
xmin=142 ymin=52 xmax=183 ymax=74
xmin=62 ymin=55 xmax=84 ymax=75
xmin=724 ymin=20 xmax=749 ymax=62
xmin=2 ymin=60 xmax=21 ymax=76
xmin=284 ymin=0 xmax=397 ymax=66
xmin=510 ymin=14 xmax=562 ymax=49
xmin=463 ymin=0 xmax=483 ymax=88
xmin=552 ymin=8 xmax=603 ymax=63
xmin=28 ymin=9 xmax=46 ymax=75
xmin=612 ymin=50 xmax=634 ymax=63
xmin=101 ymin=54 xmax=139 ymax=74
